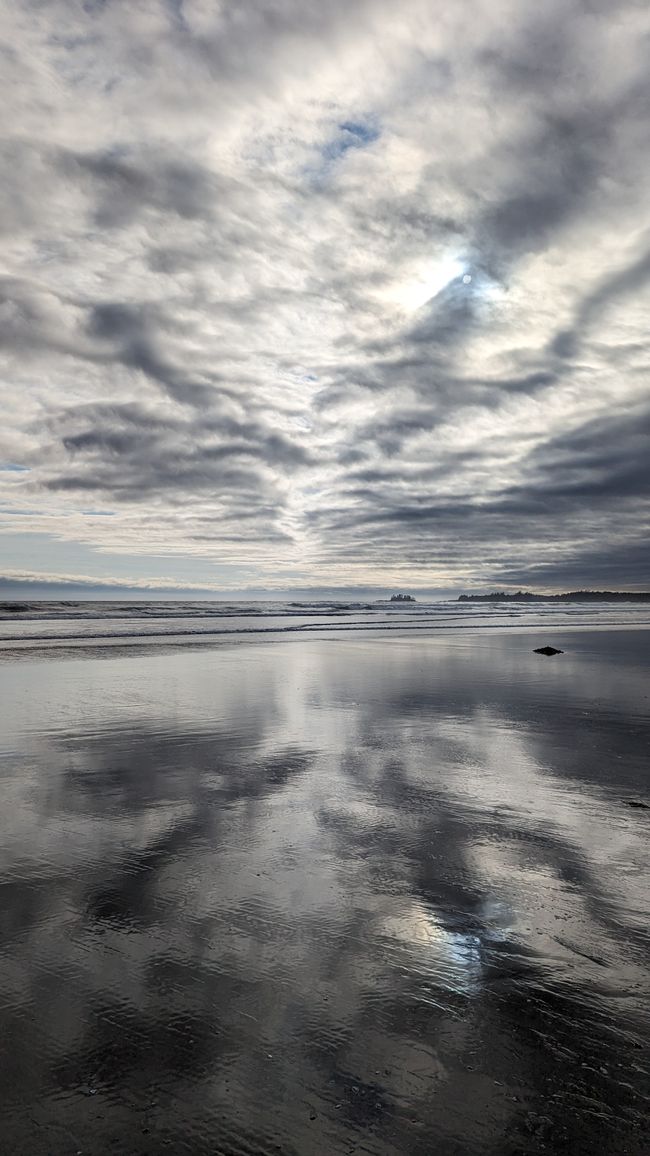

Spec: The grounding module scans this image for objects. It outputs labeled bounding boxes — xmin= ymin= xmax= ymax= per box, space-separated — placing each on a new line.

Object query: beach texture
xmin=0 ymin=623 xmax=648 ymax=1154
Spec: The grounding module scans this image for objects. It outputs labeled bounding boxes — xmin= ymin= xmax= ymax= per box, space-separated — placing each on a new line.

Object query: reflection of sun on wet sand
xmin=380 ymin=900 xmax=485 ymax=997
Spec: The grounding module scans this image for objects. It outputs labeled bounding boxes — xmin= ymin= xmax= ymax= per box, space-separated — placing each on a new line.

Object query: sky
xmin=1 ymin=0 xmax=649 ymax=598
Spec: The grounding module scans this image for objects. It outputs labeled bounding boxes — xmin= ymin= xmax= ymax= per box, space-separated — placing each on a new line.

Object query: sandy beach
xmin=0 ymin=626 xmax=648 ymax=1154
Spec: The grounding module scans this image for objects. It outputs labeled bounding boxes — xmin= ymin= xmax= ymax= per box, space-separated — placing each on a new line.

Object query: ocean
xmin=1 ymin=596 xmax=649 ymax=653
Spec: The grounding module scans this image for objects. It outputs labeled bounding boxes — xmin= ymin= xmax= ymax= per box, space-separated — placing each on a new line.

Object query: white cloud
xmin=1 ymin=0 xmax=649 ymax=591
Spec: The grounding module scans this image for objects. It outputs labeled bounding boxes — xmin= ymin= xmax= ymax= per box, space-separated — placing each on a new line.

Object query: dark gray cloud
xmin=551 ymin=243 xmax=650 ymax=358
xmin=492 ymin=538 xmax=650 ymax=589
xmin=59 ymin=146 xmax=218 ymax=228
xmin=1 ymin=0 xmax=649 ymax=590
xmin=40 ymin=400 xmax=312 ymax=547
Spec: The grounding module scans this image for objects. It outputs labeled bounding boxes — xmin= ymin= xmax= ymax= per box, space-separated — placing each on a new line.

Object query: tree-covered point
xmin=458 ymin=591 xmax=650 ymax=602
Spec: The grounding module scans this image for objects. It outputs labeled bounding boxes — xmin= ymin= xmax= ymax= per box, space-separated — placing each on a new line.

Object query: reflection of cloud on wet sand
xmin=436 ymin=714 xmax=649 ymax=947
xmin=0 ymin=636 xmax=648 ymax=1153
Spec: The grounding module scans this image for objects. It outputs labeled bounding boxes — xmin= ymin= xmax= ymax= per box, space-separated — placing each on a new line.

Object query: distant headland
xmin=390 ymin=593 xmax=416 ymax=602
xmin=458 ymin=590 xmax=650 ymax=603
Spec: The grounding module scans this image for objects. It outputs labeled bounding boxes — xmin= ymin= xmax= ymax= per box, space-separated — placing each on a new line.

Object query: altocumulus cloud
xmin=1 ymin=0 xmax=649 ymax=593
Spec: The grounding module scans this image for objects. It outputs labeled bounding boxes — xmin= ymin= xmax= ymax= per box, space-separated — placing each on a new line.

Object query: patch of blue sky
xmin=0 ymin=463 xmax=30 ymax=472
xmin=322 ymin=120 xmax=380 ymax=163
xmin=305 ymin=118 xmax=380 ymax=188
xmin=339 ymin=121 xmax=379 ymax=143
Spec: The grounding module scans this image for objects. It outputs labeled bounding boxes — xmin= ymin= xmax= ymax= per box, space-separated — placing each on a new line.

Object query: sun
xmin=388 ymin=255 xmax=467 ymax=312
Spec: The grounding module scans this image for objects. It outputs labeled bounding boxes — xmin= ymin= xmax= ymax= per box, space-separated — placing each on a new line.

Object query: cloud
xmin=1 ymin=0 xmax=649 ymax=590
xmin=0 ymin=571 xmax=226 ymax=596
xmin=551 ymin=243 xmax=650 ymax=358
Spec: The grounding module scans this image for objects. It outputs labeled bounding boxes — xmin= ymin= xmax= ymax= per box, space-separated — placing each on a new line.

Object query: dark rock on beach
xmin=534 ymin=645 xmax=563 ymax=655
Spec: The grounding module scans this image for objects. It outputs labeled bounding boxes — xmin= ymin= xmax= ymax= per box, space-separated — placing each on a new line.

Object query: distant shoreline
xmin=458 ymin=591 xmax=650 ymax=603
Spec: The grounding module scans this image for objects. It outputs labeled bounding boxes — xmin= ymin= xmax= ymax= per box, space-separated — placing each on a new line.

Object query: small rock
xmin=534 ymin=646 xmax=563 ymax=655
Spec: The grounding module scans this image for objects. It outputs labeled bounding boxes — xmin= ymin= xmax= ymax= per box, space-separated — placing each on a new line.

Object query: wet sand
xmin=0 ymin=629 xmax=648 ymax=1154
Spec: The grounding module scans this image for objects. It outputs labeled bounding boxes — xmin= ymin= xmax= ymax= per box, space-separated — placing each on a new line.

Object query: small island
xmin=390 ymin=593 xmax=416 ymax=602
xmin=458 ymin=590 xmax=650 ymax=603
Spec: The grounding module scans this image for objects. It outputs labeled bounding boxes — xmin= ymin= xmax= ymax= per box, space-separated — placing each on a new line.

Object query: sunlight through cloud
xmin=386 ymin=255 xmax=467 ymax=313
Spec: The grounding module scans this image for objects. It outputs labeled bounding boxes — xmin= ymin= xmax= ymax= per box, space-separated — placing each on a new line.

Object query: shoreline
xmin=1 ymin=617 xmax=650 ymax=659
